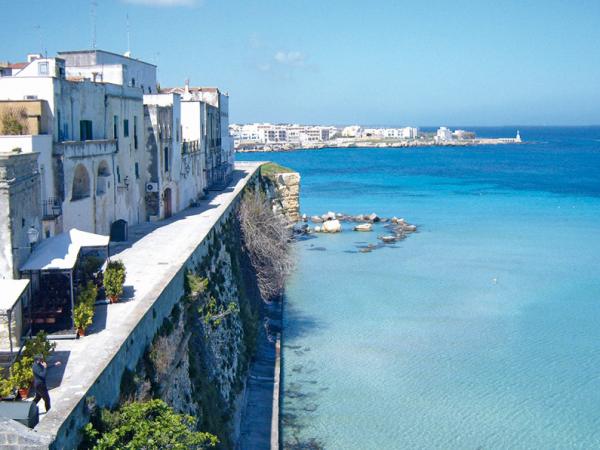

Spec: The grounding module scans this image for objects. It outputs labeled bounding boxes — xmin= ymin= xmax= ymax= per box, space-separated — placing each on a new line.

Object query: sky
xmin=0 ymin=0 xmax=599 ymax=126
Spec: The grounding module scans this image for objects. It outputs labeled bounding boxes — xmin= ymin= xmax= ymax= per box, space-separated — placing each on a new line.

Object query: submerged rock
xmin=354 ymin=223 xmax=373 ymax=232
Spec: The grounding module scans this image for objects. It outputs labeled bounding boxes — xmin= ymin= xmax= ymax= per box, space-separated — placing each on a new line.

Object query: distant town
xmin=230 ymin=123 xmax=522 ymax=152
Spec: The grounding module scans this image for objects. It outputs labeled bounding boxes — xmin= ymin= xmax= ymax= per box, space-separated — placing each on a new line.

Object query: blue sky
xmin=1 ymin=0 xmax=599 ymax=126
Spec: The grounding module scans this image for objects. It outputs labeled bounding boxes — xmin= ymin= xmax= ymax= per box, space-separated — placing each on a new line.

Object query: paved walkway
xmin=35 ymin=162 xmax=262 ymax=440
xmin=238 ymin=301 xmax=282 ymax=450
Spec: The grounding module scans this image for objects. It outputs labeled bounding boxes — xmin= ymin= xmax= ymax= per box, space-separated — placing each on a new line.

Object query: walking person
xmin=32 ymin=354 xmax=61 ymax=413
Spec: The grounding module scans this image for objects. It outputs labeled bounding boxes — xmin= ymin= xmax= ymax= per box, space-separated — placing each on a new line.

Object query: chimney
xmin=184 ymin=78 xmax=190 ymax=96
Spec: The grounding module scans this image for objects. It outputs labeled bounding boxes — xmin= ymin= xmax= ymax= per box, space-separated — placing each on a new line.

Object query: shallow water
xmin=239 ymin=127 xmax=600 ymax=449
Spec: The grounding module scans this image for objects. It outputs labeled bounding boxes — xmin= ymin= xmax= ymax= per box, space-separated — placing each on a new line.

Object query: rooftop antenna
xmin=91 ymin=0 xmax=98 ymax=49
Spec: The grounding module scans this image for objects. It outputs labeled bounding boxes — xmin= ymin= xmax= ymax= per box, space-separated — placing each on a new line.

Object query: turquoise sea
xmin=238 ymin=127 xmax=600 ymax=449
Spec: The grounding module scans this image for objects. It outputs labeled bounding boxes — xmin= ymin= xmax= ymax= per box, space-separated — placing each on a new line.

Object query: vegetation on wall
xmin=0 ymin=107 xmax=29 ymax=135
xmin=237 ymin=189 xmax=294 ymax=300
xmin=82 ymin=399 xmax=218 ymax=450
xmin=259 ymin=161 xmax=294 ymax=180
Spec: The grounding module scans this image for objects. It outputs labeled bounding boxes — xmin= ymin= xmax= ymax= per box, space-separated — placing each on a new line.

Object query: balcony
xmin=53 ymin=139 xmax=117 ymax=159
xmin=42 ymin=197 xmax=62 ymax=219
xmin=182 ymin=140 xmax=200 ymax=154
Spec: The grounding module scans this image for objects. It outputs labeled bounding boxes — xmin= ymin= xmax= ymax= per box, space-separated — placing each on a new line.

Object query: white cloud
xmin=274 ymin=51 xmax=306 ymax=67
xmin=122 ymin=0 xmax=200 ymax=7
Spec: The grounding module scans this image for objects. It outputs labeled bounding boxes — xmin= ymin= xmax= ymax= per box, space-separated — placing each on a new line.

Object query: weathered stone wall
xmin=45 ymin=170 xmax=264 ymax=449
xmin=263 ymin=171 xmax=301 ymax=223
xmin=0 ymin=152 xmax=42 ymax=279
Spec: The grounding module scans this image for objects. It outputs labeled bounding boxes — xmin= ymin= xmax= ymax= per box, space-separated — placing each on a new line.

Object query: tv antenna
xmin=91 ymin=0 xmax=98 ymax=49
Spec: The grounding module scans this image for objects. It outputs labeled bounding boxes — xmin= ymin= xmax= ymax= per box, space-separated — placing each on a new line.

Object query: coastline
xmin=236 ymin=137 xmax=522 ymax=153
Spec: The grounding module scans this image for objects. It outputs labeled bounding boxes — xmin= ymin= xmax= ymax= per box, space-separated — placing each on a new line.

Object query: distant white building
xmin=435 ymin=126 xmax=453 ymax=143
xmin=342 ymin=125 xmax=362 ymax=138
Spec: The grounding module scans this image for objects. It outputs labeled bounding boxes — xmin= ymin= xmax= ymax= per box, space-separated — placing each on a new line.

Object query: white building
xmin=341 ymin=125 xmax=362 ymax=138
xmin=0 ymin=54 xmax=146 ymax=238
xmin=58 ymin=49 xmax=158 ymax=94
xmin=162 ymin=83 xmax=233 ymax=189
xmin=435 ymin=126 xmax=454 ymax=143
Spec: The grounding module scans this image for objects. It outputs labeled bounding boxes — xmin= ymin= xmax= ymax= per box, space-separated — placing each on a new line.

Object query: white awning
xmin=20 ymin=229 xmax=110 ymax=272
xmin=0 ymin=279 xmax=30 ymax=313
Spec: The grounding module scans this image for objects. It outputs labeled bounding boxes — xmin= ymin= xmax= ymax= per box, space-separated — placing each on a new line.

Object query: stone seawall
xmin=263 ymin=171 xmax=301 ymax=223
xmin=24 ymin=163 xmax=264 ymax=449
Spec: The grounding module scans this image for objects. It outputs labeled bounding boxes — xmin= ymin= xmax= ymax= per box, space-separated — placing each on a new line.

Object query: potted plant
xmin=74 ymin=301 xmax=94 ymax=337
xmin=104 ymin=260 xmax=126 ymax=303
xmin=10 ymin=356 xmax=33 ymax=399
xmin=22 ymin=331 xmax=56 ymax=361
xmin=0 ymin=375 xmax=14 ymax=400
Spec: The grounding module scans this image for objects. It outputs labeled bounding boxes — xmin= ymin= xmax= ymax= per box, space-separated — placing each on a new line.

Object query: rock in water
xmin=368 ymin=212 xmax=380 ymax=223
xmin=322 ymin=219 xmax=342 ymax=233
xmin=311 ymin=215 xmax=324 ymax=223
xmin=354 ymin=223 xmax=373 ymax=232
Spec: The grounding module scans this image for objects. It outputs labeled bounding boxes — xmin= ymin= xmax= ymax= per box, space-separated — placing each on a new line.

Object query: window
xmin=164 ymin=147 xmax=169 ymax=173
xmin=123 ymin=119 xmax=129 ymax=137
xmin=133 ymin=116 xmax=138 ymax=149
xmin=176 ymin=119 xmax=180 ymax=142
xmin=80 ymin=120 xmax=93 ymax=141
xmin=135 ymin=162 xmax=140 ymax=179
xmin=131 ymin=78 xmax=135 ymax=87
xmin=96 ymin=161 xmax=111 ymax=196
xmin=113 ymin=115 xmax=118 ymax=139
xmin=116 ymin=166 xmax=121 ymax=183
xmin=38 ymin=62 xmax=49 ymax=75
xmin=72 ymin=164 xmax=91 ymax=200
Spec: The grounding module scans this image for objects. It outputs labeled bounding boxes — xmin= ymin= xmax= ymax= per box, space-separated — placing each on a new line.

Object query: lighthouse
xmin=515 ymin=130 xmax=522 ymax=143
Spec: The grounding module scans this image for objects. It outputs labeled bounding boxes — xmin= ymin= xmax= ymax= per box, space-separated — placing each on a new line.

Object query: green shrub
xmin=104 ymin=260 xmax=126 ymax=300
xmin=0 ymin=375 xmax=14 ymax=398
xmin=22 ymin=331 xmax=56 ymax=361
xmin=10 ymin=356 xmax=33 ymax=389
xmin=78 ymin=281 xmax=98 ymax=307
xmin=74 ymin=301 xmax=94 ymax=332
xmin=82 ymin=399 xmax=218 ymax=450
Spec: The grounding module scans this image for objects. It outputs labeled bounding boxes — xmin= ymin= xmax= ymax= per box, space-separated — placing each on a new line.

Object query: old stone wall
xmin=263 ymin=171 xmax=301 ymax=223
xmin=44 ymin=169 xmax=264 ymax=449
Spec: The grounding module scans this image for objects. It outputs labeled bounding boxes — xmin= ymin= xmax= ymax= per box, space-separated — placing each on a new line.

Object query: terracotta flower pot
xmin=109 ymin=295 xmax=119 ymax=304
xmin=18 ymin=387 xmax=29 ymax=400
xmin=77 ymin=327 xmax=86 ymax=337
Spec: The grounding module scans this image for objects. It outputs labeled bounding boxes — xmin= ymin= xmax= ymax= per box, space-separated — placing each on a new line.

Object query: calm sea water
xmin=238 ymin=127 xmax=600 ymax=449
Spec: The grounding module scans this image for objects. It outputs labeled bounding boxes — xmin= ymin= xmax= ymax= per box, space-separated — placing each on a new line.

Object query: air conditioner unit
xmin=146 ymin=182 xmax=158 ymax=192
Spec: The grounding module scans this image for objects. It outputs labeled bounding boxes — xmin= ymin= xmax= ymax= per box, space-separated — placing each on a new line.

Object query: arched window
xmin=96 ymin=160 xmax=111 ymax=196
xmin=72 ymin=164 xmax=91 ymax=201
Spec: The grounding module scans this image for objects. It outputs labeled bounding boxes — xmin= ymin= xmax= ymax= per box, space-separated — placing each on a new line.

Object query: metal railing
xmin=42 ymin=197 xmax=62 ymax=219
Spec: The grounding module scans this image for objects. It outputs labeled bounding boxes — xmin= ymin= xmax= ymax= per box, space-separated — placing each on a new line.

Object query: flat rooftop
xmin=34 ymin=162 xmax=263 ymax=439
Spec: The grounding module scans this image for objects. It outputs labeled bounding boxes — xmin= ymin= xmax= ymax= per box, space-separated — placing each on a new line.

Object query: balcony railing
xmin=42 ymin=197 xmax=62 ymax=219
xmin=53 ymin=139 xmax=117 ymax=159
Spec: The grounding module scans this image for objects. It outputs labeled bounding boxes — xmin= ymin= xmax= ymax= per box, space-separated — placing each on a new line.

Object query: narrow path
xmin=238 ymin=301 xmax=282 ymax=450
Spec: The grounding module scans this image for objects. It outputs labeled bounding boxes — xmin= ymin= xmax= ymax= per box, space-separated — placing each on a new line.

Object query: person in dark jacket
xmin=32 ymin=354 xmax=60 ymax=412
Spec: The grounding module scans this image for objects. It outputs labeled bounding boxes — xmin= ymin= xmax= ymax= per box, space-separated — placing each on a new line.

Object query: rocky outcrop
xmin=263 ymin=171 xmax=301 ymax=223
